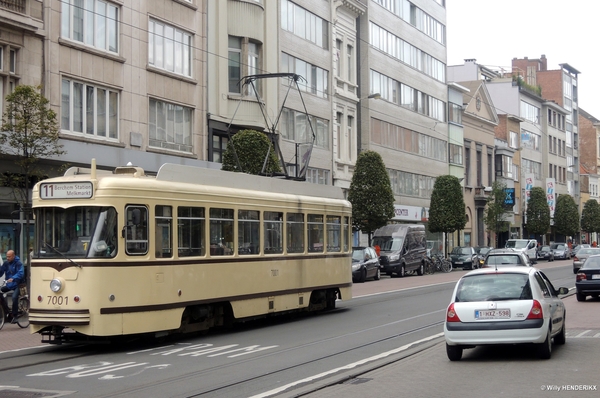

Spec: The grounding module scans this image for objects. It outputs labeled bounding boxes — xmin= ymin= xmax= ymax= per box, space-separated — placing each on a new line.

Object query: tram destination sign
xmin=40 ymin=182 xmax=93 ymax=199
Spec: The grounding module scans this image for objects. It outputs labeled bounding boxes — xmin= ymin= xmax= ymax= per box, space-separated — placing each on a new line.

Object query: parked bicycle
xmin=0 ymin=280 xmax=29 ymax=330
xmin=425 ymin=254 xmax=452 ymax=274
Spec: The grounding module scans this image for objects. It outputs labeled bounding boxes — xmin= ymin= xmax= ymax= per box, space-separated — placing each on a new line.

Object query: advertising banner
xmin=546 ymin=178 xmax=556 ymax=218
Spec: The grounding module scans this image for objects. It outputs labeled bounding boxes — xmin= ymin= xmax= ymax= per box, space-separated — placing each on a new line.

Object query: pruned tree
xmin=0 ymin=85 xmax=65 ymax=268
xmin=428 ymin=175 xmax=466 ymax=256
xmin=483 ymin=180 xmax=511 ymax=247
xmin=221 ymin=129 xmax=281 ymax=175
xmin=554 ymin=194 xmax=580 ymax=239
xmin=347 ymin=150 xmax=394 ymax=245
xmin=525 ymin=186 xmax=550 ymax=237
xmin=581 ymin=199 xmax=600 ymax=241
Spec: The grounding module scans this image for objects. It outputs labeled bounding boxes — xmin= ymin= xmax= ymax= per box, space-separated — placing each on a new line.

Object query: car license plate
xmin=455 ymin=261 xmax=463 ymax=264
xmin=592 ymin=274 xmax=600 ymax=279
xmin=475 ymin=309 xmax=511 ymax=319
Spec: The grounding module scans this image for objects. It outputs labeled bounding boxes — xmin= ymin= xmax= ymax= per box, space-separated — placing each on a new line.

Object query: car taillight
xmin=526 ymin=299 xmax=543 ymax=319
xmin=576 ymin=273 xmax=587 ymax=282
xmin=446 ymin=303 xmax=462 ymax=322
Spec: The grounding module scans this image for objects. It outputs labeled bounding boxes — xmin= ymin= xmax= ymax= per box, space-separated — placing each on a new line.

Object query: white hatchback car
xmin=444 ymin=267 xmax=568 ymax=361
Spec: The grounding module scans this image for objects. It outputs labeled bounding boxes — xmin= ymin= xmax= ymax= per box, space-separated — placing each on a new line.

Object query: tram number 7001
xmin=47 ymin=296 xmax=69 ymax=305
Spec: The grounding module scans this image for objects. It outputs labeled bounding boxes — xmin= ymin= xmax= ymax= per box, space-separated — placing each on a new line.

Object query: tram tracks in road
xmin=81 ymin=314 xmax=446 ymax=398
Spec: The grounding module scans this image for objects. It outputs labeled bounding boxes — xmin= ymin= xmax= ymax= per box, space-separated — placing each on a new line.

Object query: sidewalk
xmin=0 ymin=322 xmax=44 ymax=353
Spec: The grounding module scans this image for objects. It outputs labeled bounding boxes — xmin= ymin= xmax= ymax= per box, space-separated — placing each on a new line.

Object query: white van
xmin=505 ymin=239 xmax=538 ymax=264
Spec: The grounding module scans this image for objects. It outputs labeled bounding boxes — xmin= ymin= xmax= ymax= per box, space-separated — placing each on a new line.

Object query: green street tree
xmin=0 ymin=85 xmax=65 ymax=268
xmin=221 ymin=129 xmax=281 ymax=175
xmin=428 ymin=175 xmax=466 ymax=256
xmin=483 ymin=180 xmax=511 ymax=248
xmin=554 ymin=194 xmax=580 ymax=239
xmin=525 ymin=187 xmax=550 ymax=237
xmin=581 ymin=199 xmax=600 ymax=240
xmin=347 ymin=150 xmax=394 ymax=245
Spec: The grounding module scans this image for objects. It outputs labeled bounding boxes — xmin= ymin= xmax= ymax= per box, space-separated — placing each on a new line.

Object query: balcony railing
xmin=0 ymin=0 xmax=25 ymax=13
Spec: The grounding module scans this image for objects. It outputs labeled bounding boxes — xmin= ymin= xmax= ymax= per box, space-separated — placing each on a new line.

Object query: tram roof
xmin=154 ymin=163 xmax=345 ymax=200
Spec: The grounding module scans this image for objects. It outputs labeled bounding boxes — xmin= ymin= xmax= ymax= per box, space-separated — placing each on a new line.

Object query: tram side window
xmin=210 ymin=208 xmax=233 ymax=256
xmin=155 ymin=205 xmax=172 ymax=258
xmin=308 ymin=214 xmax=324 ymax=252
xmin=264 ymin=211 xmax=283 ymax=254
xmin=326 ymin=215 xmax=341 ymax=252
xmin=239 ymin=210 xmax=259 ymax=255
xmin=287 ymin=213 xmax=304 ymax=253
xmin=178 ymin=206 xmax=205 ymax=256
xmin=343 ymin=216 xmax=350 ymax=252
xmin=126 ymin=206 xmax=148 ymax=255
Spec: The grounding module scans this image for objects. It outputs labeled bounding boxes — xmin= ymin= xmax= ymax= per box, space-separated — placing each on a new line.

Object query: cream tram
xmin=29 ymin=160 xmax=352 ymax=343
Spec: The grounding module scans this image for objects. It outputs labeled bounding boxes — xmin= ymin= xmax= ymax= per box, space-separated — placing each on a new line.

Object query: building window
xmin=229 ymin=36 xmax=262 ymax=95
xmin=281 ymin=107 xmax=329 ymax=149
xmin=521 ymin=129 xmax=541 ymax=151
xmin=465 ymin=146 xmax=471 ymax=186
xmin=9 ymin=49 xmax=16 ymax=74
xmin=281 ymin=53 xmax=328 ymax=99
xmin=520 ymin=100 xmax=540 ymax=124
xmin=448 ymin=102 xmax=462 ymax=124
xmin=347 ymin=45 xmax=353 ymax=82
xmin=347 ymin=115 xmax=354 ymax=162
xmin=387 ymin=168 xmax=436 ymax=198
xmin=61 ymin=78 xmax=119 ymax=139
xmin=149 ymin=19 xmax=192 ymax=77
xmin=148 ymin=98 xmax=192 ymax=152
xmin=61 ymin=0 xmax=119 ymax=53
xmin=281 ymin=0 xmax=328 ymax=49
xmin=371 ymin=118 xmax=446 ymax=162
xmin=211 ymin=134 xmax=228 ymax=163
xmin=449 ymin=144 xmax=463 ymax=165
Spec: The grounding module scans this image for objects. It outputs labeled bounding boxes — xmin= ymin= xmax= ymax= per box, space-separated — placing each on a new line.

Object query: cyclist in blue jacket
xmin=0 ymin=250 xmax=24 ymax=322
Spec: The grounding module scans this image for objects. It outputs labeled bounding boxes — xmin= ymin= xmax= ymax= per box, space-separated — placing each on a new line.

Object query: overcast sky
xmin=446 ymin=0 xmax=600 ymax=119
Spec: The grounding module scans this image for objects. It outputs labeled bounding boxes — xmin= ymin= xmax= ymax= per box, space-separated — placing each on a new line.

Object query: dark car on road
xmin=474 ymin=246 xmax=494 ymax=268
xmin=575 ymin=254 xmax=600 ymax=301
xmin=537 ymin=245 xmax=554 ymax=262
xmin=352 ymin=246 xmax=381 ymax=283
xmin=449 ymin=246 xmax=478 ymax=270
xmin=572 ymin=247 xmax=600 ymax=274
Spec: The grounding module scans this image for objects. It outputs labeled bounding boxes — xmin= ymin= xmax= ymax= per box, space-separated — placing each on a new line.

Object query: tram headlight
xmin=50 ymin=278 xmax=65 ymax=293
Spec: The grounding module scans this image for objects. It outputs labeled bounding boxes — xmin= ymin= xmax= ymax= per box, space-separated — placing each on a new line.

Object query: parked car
xmin=444 ymin=266 xmax=569 ymax=361
xmin=575 ymin=254 xmax=600 ymax=301
xmin=352 ymin=246 xmax=381 ymax=283
xmin=550 ymin=243 xmax=571 ymax=260
xmin=481 ymin=248 xmax=532 ymax=268
xmin=474 ymin=246 xmax=494 ymax=268
xmin=537 ymin=245 xmax=554 ymax=262
xmin=505 ymin=239 xmax=538 ymax=264
xmin=449 ymin=246 xmax=478 ymax=270
xmin=373 ymin=224 xmax=427 ymax=277
xmin=573 ymin=247 xmax=600 ymax=274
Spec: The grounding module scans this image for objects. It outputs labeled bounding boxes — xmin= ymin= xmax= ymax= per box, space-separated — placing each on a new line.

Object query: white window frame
xmin=61 ymin=78 xmax=119 ymax=140
xmin=61 ymin=0 xmax=119 ymax=54
xmin=149 ymin=18 xmax=192 ymax=77
xmin=148 ymin=98 xmax=193 ymax=153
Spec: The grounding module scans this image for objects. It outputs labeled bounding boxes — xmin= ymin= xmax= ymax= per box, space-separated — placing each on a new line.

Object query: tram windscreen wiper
xmin=43 ymin=241 xmax=82 ymax=268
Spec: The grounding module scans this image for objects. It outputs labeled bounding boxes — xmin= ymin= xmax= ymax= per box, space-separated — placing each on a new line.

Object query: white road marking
xmin=249 ymin=332 xmax=444 ymax=398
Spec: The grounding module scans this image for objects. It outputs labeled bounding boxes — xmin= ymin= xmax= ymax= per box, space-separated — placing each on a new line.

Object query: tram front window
xmin=36 ymin=207 xmax=118 ymax=258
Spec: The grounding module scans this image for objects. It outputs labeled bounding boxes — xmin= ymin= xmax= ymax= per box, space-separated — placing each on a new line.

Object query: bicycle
xmin=0 ymin=280 xmax=30 ymax=330
xmin=425 ymin=254 xmax=452 ymax=274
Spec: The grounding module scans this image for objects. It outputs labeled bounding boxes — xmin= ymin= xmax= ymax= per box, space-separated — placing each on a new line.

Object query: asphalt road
xmin=0 ymin=259 xmax=596 ymax=398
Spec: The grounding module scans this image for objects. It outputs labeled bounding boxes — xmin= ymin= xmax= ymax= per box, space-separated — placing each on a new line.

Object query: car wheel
xmin=554 ymin=315 xmax=566 ymax=345
xmin=576 ymin=292 xmax=586 ymax=302
xmin=446 ymin=343 xmax=463 ymax=361
xmin=399 ymin=264 xmax=406 ymax=278
xmin=537 ymin=328 xmax=552 ymax=360
xmin=374 ymin=268 xmax=381 ymax=280
xmin=416 ymin=262 xmax=424 ymax=276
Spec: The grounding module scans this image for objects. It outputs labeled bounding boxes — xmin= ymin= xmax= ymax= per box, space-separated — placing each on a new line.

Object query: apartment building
xmin=358 ymin=0 xmax=448 ymax=237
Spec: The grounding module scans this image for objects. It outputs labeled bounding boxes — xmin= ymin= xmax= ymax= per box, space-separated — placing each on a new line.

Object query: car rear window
xmin=485 ymin=254 xmax=522 ymax=265
xmin=455 ymin=273 xmax=532 ymax=302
